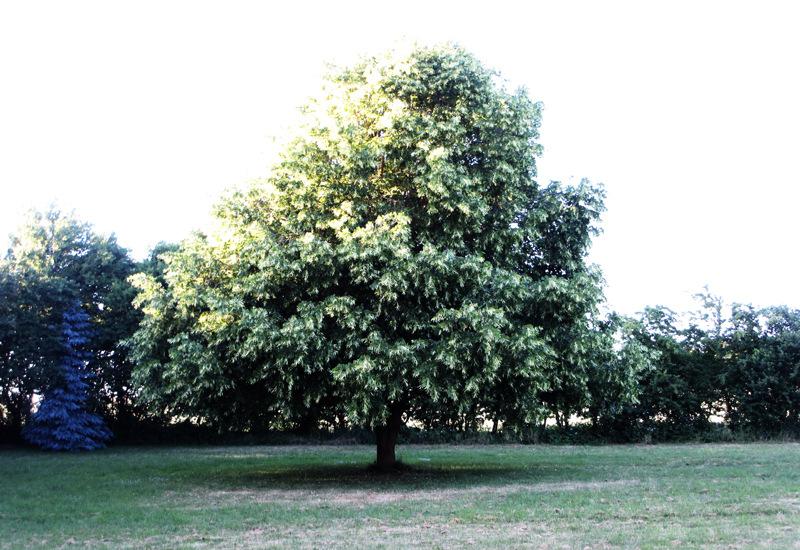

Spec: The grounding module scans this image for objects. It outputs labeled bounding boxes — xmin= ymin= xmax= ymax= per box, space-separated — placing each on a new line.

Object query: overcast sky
xmin=2 ymin=1 xmax=798 ymax=317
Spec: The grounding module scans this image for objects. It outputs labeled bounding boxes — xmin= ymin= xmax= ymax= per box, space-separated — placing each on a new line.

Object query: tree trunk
xmin=373 ymin=404 xmax=405 ymax=470
xmin=7 ymin=392 xmax=31 ymax=438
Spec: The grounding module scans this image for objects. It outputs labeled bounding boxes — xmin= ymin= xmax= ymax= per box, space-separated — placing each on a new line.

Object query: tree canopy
xmin=130 ymin=44 xmax=646 ymax=467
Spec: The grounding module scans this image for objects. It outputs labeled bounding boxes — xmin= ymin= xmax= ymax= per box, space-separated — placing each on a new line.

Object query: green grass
xmin=1 ymin=443 xmax=798 ymax=549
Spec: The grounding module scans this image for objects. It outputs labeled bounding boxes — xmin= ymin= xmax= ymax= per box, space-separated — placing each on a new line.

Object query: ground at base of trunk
xmin=366 ymin=460 xmax=417 ymax=474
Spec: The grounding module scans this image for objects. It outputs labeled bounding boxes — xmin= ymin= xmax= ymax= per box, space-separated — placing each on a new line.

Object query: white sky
xmin=1 ymin=1 xmax=798 ymax=317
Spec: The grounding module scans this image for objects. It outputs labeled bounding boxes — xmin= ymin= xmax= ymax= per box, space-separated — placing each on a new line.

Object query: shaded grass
xmin=1 ymin=443 xmax=799 ymax=548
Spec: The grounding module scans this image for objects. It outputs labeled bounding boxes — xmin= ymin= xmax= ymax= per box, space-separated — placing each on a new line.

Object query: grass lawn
xmin=1 ymin=442 xmax=798 ymax=549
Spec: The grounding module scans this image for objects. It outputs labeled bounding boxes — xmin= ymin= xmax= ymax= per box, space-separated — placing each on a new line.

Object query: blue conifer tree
xmin=22 ymin=304 xmax=113 ymax=450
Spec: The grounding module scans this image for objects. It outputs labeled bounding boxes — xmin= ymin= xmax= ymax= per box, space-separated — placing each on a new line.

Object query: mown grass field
xmin=1 ymin=443 xmax=798 ymax=549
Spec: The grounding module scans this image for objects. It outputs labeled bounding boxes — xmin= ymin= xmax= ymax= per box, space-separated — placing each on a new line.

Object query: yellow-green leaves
xmin=128 ymin=43 xmax=632 ymax=446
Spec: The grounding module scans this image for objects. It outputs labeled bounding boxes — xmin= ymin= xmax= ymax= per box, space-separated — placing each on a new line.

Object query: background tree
xmin=0 ymin=269 xmax=72 ymax=441
xmin=1 ymin=206 xmax=143 ymax=441
xmin=726 ymin=305 xmax=800 ymax=435
xmin=22 ymin=305 xmax=112 ymax=450
xmin=606 ymin=306 xmax=720 ymax=439
xmin=603 ymin=292 xmax=800 ymax=441
xmin=130 ymin=44 xmax=646 ymax=467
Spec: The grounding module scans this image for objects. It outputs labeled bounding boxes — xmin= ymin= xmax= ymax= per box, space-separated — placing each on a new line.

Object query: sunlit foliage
xmin=130 ymin=44 xmax=647 ymax=466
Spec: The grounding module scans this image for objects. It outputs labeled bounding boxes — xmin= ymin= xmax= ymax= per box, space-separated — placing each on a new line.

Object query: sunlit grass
xmin=2 ymin=443 xmax=799 ymax=548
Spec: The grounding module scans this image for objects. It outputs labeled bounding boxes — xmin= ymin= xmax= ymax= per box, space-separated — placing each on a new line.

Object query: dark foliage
xmin=594 ymin=295 xmax=800 ymax=442
xmin=1 ymin=207 xmax=177 ymax=443
xmin=22 ymin=306 xmax=112 ymax=451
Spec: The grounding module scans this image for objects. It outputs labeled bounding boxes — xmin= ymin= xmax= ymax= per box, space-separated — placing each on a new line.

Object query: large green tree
xmin=130 ymin=44 xmax=642 ymax=467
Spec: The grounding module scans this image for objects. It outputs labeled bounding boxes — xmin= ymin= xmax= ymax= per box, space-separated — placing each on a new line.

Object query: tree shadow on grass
xmin=179 ymin=458 xmax=599 ymax=494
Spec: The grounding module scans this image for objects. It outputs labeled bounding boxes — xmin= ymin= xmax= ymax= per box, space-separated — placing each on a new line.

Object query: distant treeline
xmin=2 ymin=208 xmax=798 ymax=447
xmin=596 ymin=297 xmax=800 ymax=442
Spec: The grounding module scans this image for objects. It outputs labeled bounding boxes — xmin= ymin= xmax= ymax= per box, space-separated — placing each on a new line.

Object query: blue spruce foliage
xmin=22 ymin=304 xmax=113 ymax=451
